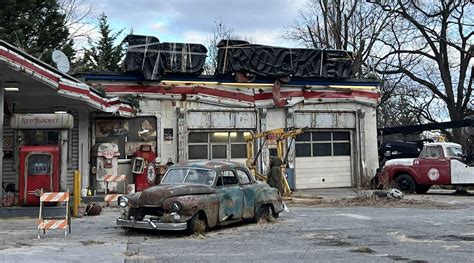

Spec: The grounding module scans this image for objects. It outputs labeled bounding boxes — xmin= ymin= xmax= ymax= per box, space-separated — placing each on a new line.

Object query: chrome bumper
xmin=116 ymin=218 xmax=187 ymax=231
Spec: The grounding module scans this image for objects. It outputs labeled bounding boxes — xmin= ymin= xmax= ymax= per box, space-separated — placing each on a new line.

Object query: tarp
xmin=378 ymin=119 xmax=474 ymax=136
xmin=215 ymin=40 xmax=353 ymax=79
xmin=122 ymin=34 xmax=207 ymax=80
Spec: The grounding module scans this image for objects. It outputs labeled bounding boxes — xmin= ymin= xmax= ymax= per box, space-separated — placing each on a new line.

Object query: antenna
xmin=52 ymin=50 xmax=70 ymax=73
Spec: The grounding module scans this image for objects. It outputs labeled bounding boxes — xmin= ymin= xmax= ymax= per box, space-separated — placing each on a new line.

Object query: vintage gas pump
xmin=131 ymin=144 xmax=157 ymax=191
xmin=90 ymin=143 xmax=120 ymax=193
xmin=18 ymin=146 xmax=60 ymax=205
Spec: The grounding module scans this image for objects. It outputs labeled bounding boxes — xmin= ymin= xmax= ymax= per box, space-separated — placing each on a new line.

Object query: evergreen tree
xmin=0 ymin=0 xmax=74 ymax=63
xmin=82 ymin=14 xmax=124 ymax=72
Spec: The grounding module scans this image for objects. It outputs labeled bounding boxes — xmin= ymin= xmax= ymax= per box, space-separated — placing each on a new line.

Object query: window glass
xmin=236 ymin=169 xmax=251 ymax=184
xmin=312 ymin=132 xmax=331 ymax=141
xmin=28 ymin=154 xmax=52 ymax=175
xmin=313 ymin=143 xmax=332 ymax=156
xmin=212 ymin=145 xmax=227 ymax=159
xmin=210 ymin=132 xmax=229 ymax=142
xmin=189 ymin=132 xmax=208 ymax=143
xmin=296 ymin=132 xmax=311 ymax=142
xmin=162 ymin=168 xmax=216 ymax=186
xmin=426 ymin=146 xmax=443 ymax=158
xmin=23 ymin=130 xmax=59 ymax=146
xmin=230 ymin=132 xmax=250 ymax=142
xmin=446 ymin=146 xmax=462 ymax=158
xmin=218 ymin=170 xmax=239 ymax=185
xmin=231 ymin=144 xmax=247 ymax=158
xmin=333 ymin=132 xmax=350 ymax=141
xmin=295 ymin=144 xmax=311 ymax=157
xmin=189 ymin=145 xmax=208 ymax=159
xmin=333 ymin=143 xmax=351 ymax=156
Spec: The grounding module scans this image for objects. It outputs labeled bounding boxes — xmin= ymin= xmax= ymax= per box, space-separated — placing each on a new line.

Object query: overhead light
xmin=54 ymin=111 xmax=67 ymax=114
xmin=4 ymin=87 xmax=19 ymax=92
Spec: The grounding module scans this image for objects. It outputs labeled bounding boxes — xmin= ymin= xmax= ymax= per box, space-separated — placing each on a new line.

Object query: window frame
xmin=295 ymin=130 xmax=351 ymax=157
xmin=188 ymin=131 xmax=251 ymax=160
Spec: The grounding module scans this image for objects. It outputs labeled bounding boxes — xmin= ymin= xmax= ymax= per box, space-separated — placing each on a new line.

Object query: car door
xmin=215 ymin=170 xmax=244 ymax=222
xmin=417 ymin=145 xmax=450 ymax=184
xmin=236 ymin=168 xmax=257 ymax=219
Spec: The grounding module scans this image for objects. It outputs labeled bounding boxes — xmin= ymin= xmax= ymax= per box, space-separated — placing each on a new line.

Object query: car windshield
xmin=161 ymin=168 xmax=216 ymax=186
xmin=446 ymin=146 xmax=462 ymax=158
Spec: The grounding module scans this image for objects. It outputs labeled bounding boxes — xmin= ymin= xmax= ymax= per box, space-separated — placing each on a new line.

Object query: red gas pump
xmin=131 ymin=144 xmax=157 ymax=191
xmin=18 ymin=146 xmax=60 ymax=205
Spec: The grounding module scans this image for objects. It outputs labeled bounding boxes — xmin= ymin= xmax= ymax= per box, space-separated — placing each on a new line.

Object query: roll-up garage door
xmin=295 ymin=131 xmax=352 ymax=189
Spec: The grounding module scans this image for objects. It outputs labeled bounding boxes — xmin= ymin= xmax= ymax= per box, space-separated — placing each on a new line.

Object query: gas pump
xmin=90 ymin=143 xmax=120 ymax=193
xmin=131 ymin=144 xmax=157 ymax=191
xmin=18 ymin=146 xmax=60 ymax=205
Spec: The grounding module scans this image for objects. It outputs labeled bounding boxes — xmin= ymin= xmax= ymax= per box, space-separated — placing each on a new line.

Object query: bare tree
xmin=285 ymin=0 xmax=392 ymax=77
xmin=373 ymin=0 xmax=474 ymax=142
xmin=203 ymin=18 xmax=255 ymax=75
xmin=59 ymin=0 xmax=98 ymax=53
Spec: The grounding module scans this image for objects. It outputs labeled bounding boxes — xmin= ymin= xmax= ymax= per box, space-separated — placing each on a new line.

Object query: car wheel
xmin=415 ymin=185 xmax=431 ymax=194
xmin=393 ymin=174 xmax=416 ymax=193
xmin=186 ymin=213 xmax=207 ymax=235
xmin=253 ymin=205 xmax=270 ymax=223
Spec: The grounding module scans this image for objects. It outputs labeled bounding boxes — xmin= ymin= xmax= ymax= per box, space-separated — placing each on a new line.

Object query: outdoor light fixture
xmin=4 ymin=87 xmax=19 ymax=92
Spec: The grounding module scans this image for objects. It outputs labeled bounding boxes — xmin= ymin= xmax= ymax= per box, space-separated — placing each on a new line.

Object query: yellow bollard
xmin=73 ymin=171 xmax=81 ymax=217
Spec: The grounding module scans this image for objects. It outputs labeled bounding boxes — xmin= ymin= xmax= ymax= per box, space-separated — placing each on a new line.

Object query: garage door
xmin=295 ymin=131 xmax=352 ymax=189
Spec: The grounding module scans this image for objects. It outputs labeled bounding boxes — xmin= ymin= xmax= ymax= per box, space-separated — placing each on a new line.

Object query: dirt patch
xmin=304 ymin=234 xmax=353 ymax=246
xmin=14 ymin=242 xmax=31 ymax=248
xmin=123 ymin=250 xmax=138 ymax=257
xmin=81 ymin=240 xmax=106 ymax=246
xmin=286 ymin=194 xmax=453 ymax=209
xmin=386 ymin=255 xmax=410 ymax=261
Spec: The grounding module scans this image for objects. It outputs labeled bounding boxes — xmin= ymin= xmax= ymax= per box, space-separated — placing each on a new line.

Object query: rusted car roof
xmin=171 ymin=160 xmax=248 ymax=173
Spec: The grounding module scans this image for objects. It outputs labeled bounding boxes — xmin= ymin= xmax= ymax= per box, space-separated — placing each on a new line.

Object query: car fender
xmin=255 ymin=186 xmax=283 ymax=214
xmin=162 ymin=194 xmax=219 ymax=228
xmin=385 ymin=166 xmax=420 ymax=185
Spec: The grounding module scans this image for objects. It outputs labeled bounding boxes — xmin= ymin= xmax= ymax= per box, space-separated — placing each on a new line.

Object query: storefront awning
xmin=0 ymin=40 xmax=135 ymax=116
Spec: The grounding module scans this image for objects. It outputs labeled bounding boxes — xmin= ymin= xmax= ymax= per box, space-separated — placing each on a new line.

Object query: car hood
xmin=128 ymin=184 xmax=215 ymax=207
xmin=384 ymin=158 xmax=416 ymax=167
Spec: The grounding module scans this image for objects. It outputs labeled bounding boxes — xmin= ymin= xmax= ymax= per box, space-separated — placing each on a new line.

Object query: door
xmin=235 ymin=168 xmax=257 ymax=219
xmin=417 ymin=145 xmax=450 ymax=185
xmin=215 ymin=170 xmax=244 ymax=222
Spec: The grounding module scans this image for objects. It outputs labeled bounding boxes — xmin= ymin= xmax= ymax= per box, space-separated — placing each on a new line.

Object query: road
xmin=0 ymin=192 xmax=473 ymax=262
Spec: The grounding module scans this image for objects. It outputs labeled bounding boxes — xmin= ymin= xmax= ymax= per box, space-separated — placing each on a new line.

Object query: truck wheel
xmin=415 ymin=185 xmax=431 ymax=194
xmin=393 ymin=174 xmax=416 ymax=193
xmin=186 ymin=213 xmax=207 ymax=235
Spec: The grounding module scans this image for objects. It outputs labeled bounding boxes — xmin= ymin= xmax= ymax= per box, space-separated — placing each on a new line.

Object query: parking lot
xmin=0 ymin=190 xmax=473 ymax=263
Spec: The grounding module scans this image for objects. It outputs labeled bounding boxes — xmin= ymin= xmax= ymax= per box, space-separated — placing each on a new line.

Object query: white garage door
xmin=295 ymin=131 xmax=352 ymax=189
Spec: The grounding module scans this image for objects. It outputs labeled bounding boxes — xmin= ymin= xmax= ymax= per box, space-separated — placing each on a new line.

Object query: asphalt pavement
xmin=0 ymin=190 xmax=472 ymax=262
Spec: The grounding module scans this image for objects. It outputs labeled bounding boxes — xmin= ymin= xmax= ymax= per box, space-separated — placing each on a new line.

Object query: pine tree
xmin=0 ymin=0 xmax=74 ymax=63
xmin=82 ymin=14 xmax=124 ymax=72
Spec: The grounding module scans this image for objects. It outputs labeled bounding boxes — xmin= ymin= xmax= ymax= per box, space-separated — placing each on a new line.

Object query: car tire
xmin=252 ymin=205 xmax=270 ymax=223
xmin=186 ymin=213 xmax=207 ymax=235
xmin=415 ymin=185 xmax=431 ymax=194
xmin=393 ymin=174 xmax=416 ymax=193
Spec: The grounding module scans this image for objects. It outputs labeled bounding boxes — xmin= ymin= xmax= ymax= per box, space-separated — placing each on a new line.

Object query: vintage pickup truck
xmin=378 ymin=142 xmax=474 ymax=193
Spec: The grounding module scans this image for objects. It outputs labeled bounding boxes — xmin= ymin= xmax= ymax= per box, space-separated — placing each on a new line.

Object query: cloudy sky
xmin=94 ymin=0 xmax=307 ymax=47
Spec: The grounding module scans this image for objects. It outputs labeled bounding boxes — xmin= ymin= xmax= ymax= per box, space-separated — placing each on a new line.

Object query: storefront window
xmin=188 ymin=131 xmax=250 ymax=160
xmin=95 ymin=117 xmax=157 ymax=158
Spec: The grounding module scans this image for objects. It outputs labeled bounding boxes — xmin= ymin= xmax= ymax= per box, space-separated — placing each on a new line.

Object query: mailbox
xmin=18 ymin=146 xmax=60 ymax=205
xmin=91 ymin=143 xmax=120 ymax=193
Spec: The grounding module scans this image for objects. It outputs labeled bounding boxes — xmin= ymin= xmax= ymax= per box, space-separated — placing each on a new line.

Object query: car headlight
xmin=118 ymin=196 xmax=128 ymax=208
xmin=171 ymin=201 xmax=181 ymax=212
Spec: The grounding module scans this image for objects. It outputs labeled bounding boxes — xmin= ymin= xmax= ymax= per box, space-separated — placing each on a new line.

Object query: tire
xmin=393 ymin=174 xmax=416 ymax=193
xmin=415 ymin=185 xmax=431 ymax=194
xmin=186 ymin=213 xmax=207 ymax=235
xmin=252 ymin=205 xmax=270 ymax=223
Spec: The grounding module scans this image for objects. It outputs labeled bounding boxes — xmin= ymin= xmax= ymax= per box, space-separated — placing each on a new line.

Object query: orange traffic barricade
xmin=38 ymin=192 xmax=71 ymax=239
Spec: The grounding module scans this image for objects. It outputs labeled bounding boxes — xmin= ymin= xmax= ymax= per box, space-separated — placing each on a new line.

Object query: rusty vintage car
xmin=116 ymin=161 xmax=285 ymax=234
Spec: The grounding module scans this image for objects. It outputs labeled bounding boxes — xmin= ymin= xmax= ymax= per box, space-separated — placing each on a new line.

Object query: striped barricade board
xmin=105 ymin=194 xmax=123 ymax=203
xmin=38 ymin=219 xmax=69 ymax=230
xmin=104 ymin=174 xmax=126 ymax=182
xmin=40 ymin=192 xmax=70 ymax=202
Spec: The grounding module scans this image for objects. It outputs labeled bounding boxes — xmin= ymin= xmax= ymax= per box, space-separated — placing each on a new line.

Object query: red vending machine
xmin=18 ymin=146 xmax=60 ymax=205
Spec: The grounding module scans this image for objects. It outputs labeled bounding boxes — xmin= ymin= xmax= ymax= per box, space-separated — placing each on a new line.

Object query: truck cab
xmin=378 ymin=142 xmax=472 ymax=193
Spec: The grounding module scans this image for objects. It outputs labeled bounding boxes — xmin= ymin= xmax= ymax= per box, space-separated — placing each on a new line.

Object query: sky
xmin=94 ymin=0 xmax=307 ymax=47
